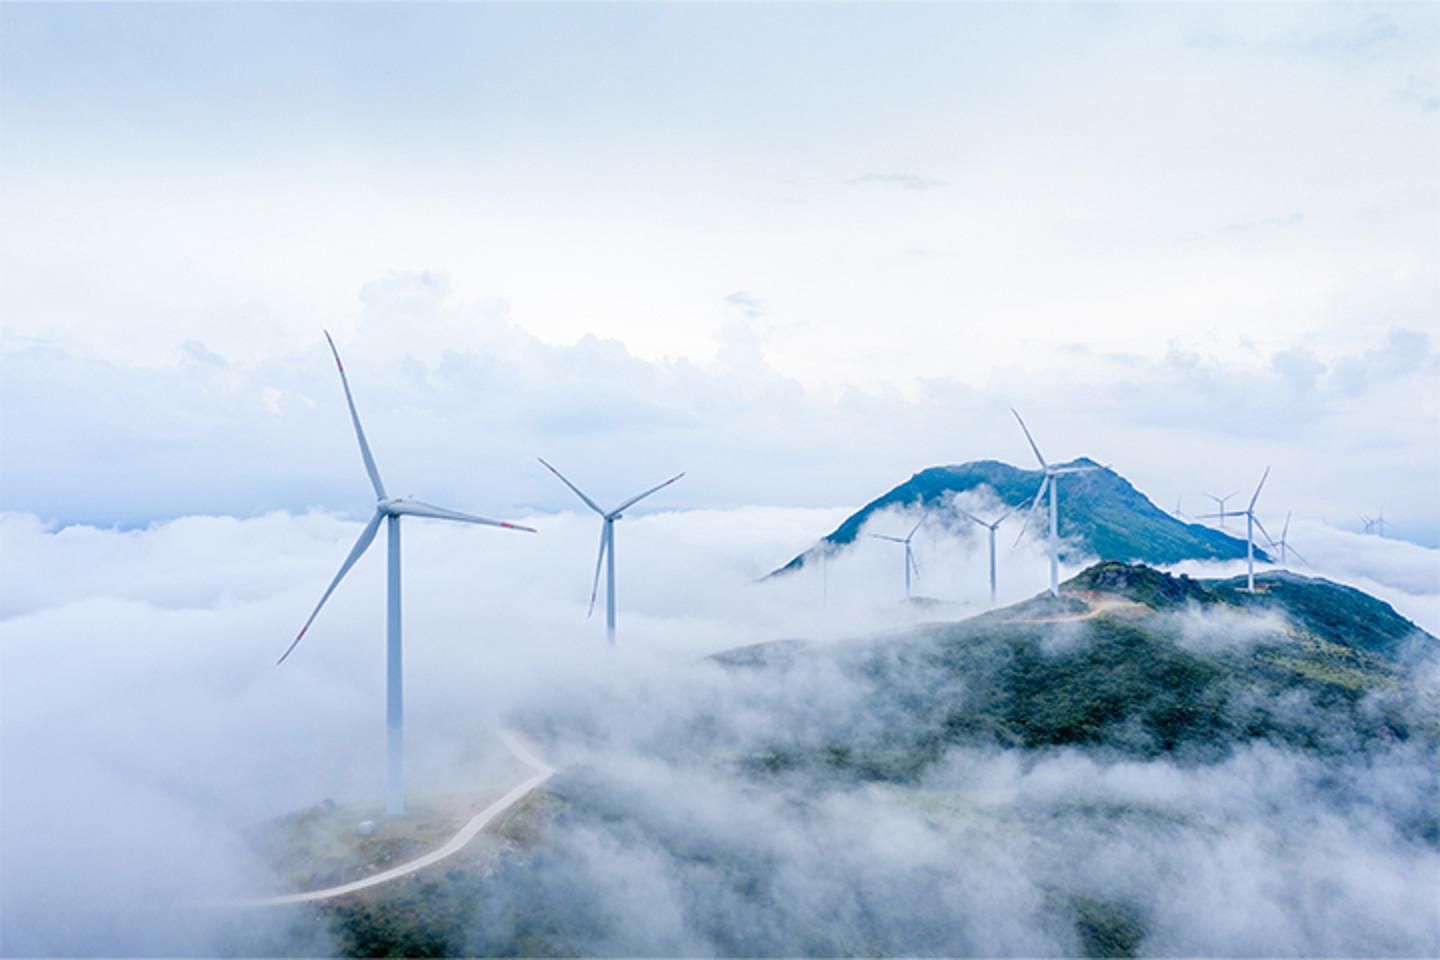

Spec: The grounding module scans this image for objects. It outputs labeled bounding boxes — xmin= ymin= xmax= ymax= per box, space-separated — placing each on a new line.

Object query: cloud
xmin=846 ymin=172 xmax=947 ymax=191
xmin=1330 ymin=327 xmax=1435 ymax=397
xmin=2 ymin=500 xmax=1436 ymax=953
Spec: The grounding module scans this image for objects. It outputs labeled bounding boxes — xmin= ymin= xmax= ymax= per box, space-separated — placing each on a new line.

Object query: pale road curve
xmin=231 ymin=728 xmax=557 ymax=907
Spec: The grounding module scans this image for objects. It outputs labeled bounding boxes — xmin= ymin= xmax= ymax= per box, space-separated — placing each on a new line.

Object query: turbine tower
xmin=279 ymin=332 xmax=535 ymax=817
xmin=1204 ymin=490 xmax=1240 ymax=529
xmin=958 ymin=507 xmax=1014 ymax=606
xmin=871 ymin=518 xmax=924 ymax=600
xmin=1205 ymin=467 xmax=1271 ymax=592
xmin=539 ymin=458 xmax=683 ymax=645
xmin=1270 ymin=511 xmax=1308 ymax=567
xmin=1012 ymin=409 xmax=1098 ymax=597
xmin=1360 ymin=509 xmax=1387 ymax=538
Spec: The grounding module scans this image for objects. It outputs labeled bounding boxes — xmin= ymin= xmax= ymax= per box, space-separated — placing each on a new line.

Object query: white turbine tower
xmin=539 ymin=458 xmax=683 ymax=646
xmin=279 ymin=332 xmax=535 ymax=817
xmin=1207 ymin=467 xmax=1271 ymax=592
xmin=871 ymin=518 xmax=924 ymax=600
xmin=958 ymin=507 xmax=1014 ymax=606
xmin=1270 ymin=511 xmax=1308 ymax=567
xmin=1204 ymin=490 xmax=1240 ymax=529
xmin=1012 ymin=409 xmax=1098 ymax=598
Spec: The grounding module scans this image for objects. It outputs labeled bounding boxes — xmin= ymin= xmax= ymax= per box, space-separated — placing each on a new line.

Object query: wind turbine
xmin=1360 ymin=509 xmax=1387 ymax=538
xmin=1204 ymin=467 xmax=1271 ymax=592
xmin=279 ymin=332 xmax=535 ymax=817
xmin=871 ymin=518 xmax=924 ymax=600
xmin=1269 ymin=511 xmax=1309 ymax=567
xmin=1012 ymin=409 xmax=1099 ymax=597
xmin=1204 ymin=490 xmax=1240 ymax=529
xmin=958 ymin=507 xmax=1014 ymax=606
xmin=539 ymin=458 xmax=683 ymax=645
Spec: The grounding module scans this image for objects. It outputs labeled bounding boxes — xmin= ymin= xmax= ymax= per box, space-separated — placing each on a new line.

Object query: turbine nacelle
xmin=539 ymin=457 xmax=683 ymax=644
xmin=281 ymin=332 xmax=534 ymax=815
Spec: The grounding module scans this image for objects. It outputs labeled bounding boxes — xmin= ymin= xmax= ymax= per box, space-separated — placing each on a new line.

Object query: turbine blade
xmin=907 ymin=518 xmax=924 ymax=541
xmin=1253 ymin=516 xmax=1278 ymax=548
xmin=612 ymin=472 xmax=685 ymax=516
xmin=1287 ymin=544 xmax=1311 ymax=567
xmin=908 ymin=548 xmax=920 ymax=579
xmin=325 ymin=331 xmax=387 ymax=501
xmin=587 ymin=522 xmax=609 ymax=618
xmin=278 ymin=509 xmax=383 ymax=664
xmin=1011 ymin=408 xmax=1048 ymax=469
xmin=538 ymin=458 xmax=605 ymax=515
xmin=1248 ymin=466 xmax=1271 ymax=511
xmin=871 ymin=534 xmax=906 ymax=543
xmin=1014 ymin=476 xmax=1049 ymax=545
xmin=1282 ymin=511 xmax=1292 ymax=541
xmin=390 ymin=499 xmax=536 ymax=532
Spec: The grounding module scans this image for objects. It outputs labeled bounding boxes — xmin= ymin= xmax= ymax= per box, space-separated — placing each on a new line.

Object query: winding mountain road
xmin=233 ymin=729 xmax=556 ymax=907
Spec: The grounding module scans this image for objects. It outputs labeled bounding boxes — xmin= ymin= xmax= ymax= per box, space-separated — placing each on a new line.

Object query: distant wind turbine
xmin=539 ymin=458 xmax=683 ymax=645
xmin=1359 ymin=509 xmax=1387 ymax=538
xmin=958 ymin=507 xmax=1014 ymax=606
xmin=1012 ymin=409 xmax=1099 ymax=597
xmin=1269 ymin=511 xmax=1309 ymax=567
xmin=871 ymin=518 xmax=924 ymax=600
xmin=279 ymin=332 xmax=535 ymax=817
xmin=1204 ymin=467 xmax=1271 ymax=592
xmin=1203 ymin=490 xmax=1240 ymax=529
xmin=1173 ymin=495 xmax=1186 ymax=521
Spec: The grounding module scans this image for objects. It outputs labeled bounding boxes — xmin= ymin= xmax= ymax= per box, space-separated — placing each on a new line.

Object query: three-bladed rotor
xmin=538 ymin=457 xmax=683 ymax=643
xmin=1011 ymin=408 xmax=1100 ymax=596
xmin=280 ymin=332 xmax=535 ymax=815
xmin=871 ymin=518 xmax=924 ymax=598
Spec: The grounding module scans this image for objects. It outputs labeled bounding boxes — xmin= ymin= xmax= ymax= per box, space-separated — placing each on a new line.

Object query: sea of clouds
xmin=1 ymin=503 xmax=1436 ymax=954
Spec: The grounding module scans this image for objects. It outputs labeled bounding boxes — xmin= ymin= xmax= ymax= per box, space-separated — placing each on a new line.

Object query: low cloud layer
xmin=2 ymin=505 xmax=1437 ymax=954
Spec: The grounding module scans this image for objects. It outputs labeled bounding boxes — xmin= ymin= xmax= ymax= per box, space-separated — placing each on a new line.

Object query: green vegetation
xmin=771 ymin=460 xmax=1260 ymax=576
xmin=281 ymin=563 xmax=1434 ymax=957
xmin=733 ymin=563 xmax=1435 ymax=777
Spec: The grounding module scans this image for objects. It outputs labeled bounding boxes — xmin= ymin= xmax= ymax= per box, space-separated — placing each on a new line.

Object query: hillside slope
xmin=730 ymin=561 xmax=1434 ymax=771
xmin=770 ymin=460 xmax=1263 ymax=576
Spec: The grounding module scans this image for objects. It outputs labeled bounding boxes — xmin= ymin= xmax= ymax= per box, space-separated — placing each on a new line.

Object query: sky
xmin=0 ymin=1 xmax=1436 ymax=543
xmin=1 ymin=4 xmax=1439 ymax=953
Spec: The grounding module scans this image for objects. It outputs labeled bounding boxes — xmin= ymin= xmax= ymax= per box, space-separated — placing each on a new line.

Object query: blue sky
xmin=1 ymin=2 xmax=1437 ymax=543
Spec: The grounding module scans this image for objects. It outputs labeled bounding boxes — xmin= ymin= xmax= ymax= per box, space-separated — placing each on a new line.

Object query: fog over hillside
xmin=2 ymin=3 xmax=1436 ymax=954
xmin=2 ymin=506 xmax=1436 ymax=954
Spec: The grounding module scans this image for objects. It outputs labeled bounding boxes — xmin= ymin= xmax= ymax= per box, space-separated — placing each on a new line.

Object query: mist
xmin=3 ymin=504 xmax=1437 ymax=955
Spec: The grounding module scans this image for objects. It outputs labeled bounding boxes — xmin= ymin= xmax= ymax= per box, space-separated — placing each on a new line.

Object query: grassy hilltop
xmin=277 ymin=562 xmax=1437 ymax=958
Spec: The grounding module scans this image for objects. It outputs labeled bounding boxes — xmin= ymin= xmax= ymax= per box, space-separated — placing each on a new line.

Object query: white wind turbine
xmin=539 ymin=458 xmax=683 ymax=646
xmin=958 ymin=506 xmax=1015 ymax=606
xmin=871 ymin=518 xmax=924 ymax=600
xmin=1204 ymin=490 xmax=1240 ymax=529
xmin=1012 ymin=409 xmax=1099 ymax=597
xmin=1269 ymin=511 xmax=1309 ymax=567
xmin=1204 ymin=467 xmax=1271 ymax=592
xmin=279 ymin=332 xmax=535 ymax=816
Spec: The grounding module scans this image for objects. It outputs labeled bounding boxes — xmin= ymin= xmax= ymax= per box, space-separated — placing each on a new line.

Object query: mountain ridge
xmin=770 ymin=459 xmax=1267 ymax=577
